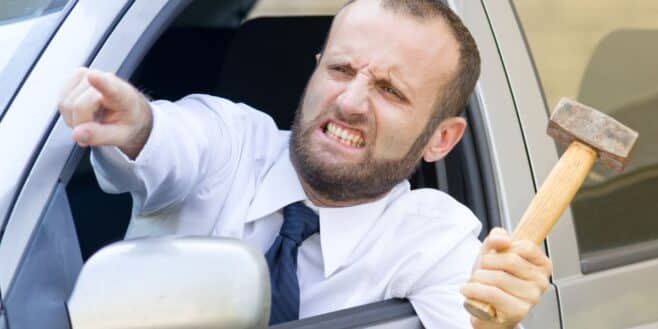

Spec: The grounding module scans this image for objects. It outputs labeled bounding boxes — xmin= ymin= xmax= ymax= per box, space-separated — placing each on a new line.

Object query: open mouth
xmin=322 ymin=121 xmax=365 ymax=148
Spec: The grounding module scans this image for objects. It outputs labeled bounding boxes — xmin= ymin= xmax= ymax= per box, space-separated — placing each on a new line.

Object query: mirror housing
xmin=67 ymin=236 xmax=270 ymax=329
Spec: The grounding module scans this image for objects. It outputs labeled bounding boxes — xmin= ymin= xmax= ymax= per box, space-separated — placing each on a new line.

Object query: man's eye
xmin=379 ymin=84 xmax=404 ymax=100
xmin=329 ymin=65 xmax=353 ymax=76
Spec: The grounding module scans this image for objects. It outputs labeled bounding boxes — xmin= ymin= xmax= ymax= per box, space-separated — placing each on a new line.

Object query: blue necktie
xmin=265 ymin=201 xmax=320 ymax=325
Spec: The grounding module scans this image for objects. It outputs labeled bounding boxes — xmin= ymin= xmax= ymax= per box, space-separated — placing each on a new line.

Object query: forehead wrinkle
xmin=327 ymin=42 xmax=420 ymax=102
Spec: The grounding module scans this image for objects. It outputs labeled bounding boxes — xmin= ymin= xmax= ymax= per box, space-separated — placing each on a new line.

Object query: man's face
xmin=291 ymin=0 xmax=460 ymax=204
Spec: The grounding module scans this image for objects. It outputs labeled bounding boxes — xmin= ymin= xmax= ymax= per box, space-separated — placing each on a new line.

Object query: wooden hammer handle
xmin=464 ymin=141 xmax=597 ymax=322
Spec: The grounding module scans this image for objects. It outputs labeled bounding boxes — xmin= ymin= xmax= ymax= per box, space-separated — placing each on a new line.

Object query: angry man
xmin=58 ymin=0 xmax=552 ymax=328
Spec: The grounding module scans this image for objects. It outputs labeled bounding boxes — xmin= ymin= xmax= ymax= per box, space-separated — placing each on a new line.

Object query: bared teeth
xmin=325 ymin=122 xmax=364 ymax=148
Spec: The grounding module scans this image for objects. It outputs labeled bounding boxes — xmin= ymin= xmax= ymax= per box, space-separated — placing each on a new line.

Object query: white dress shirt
xmin=91 ymin=94 xmax=483 ymax=328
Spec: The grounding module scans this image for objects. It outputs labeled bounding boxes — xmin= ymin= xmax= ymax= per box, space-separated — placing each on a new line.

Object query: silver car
xmin=1 ymin=0 xmax=656 ymax=328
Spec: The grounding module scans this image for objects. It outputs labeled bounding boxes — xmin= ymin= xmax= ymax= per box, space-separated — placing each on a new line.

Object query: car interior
xmin=59 ymin=0 xmax=500 ymax=326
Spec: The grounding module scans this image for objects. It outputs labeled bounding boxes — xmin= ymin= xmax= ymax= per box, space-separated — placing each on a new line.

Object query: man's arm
xmin=57 ymin=68 xmax=235 ymax=216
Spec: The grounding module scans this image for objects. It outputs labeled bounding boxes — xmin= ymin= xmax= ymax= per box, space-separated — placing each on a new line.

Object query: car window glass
xmin=0 ymin=0 xmax=73 ymax=119
xmin=512 ymin=0 xmax=658 ymax=268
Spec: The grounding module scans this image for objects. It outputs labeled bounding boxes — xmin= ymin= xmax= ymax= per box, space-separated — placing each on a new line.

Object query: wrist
xmin=120 ymin=95 xmax=153 ymax=160
xmin=471 ymin=318 xmax=520 ymax=329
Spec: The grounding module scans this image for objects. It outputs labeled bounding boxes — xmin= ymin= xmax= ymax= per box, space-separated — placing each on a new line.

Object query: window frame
xmin=0 ymin=0 xmax=78 ymax=121
xmin=0 ymin=0 xmax=191 ymax=304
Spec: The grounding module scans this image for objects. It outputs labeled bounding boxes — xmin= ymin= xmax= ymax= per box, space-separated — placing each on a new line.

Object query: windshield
xmin=0 ymin=0 xmax=74 ymax=120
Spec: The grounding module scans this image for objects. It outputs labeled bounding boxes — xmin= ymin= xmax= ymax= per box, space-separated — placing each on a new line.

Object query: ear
xmin=315 ymin=53 xmax=322 ymax=64
xmin=422 ymin=116 xmax=467 ymax=162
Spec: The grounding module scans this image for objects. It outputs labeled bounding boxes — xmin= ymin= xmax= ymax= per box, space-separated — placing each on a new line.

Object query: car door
xmin=0 ymin=1 xmax=192 ymax=327
xmin=482 ymin=1 xmax=658 ymax=328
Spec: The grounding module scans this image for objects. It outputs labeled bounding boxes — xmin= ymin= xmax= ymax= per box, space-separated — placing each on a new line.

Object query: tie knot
xmin=280 ymin=201 xmax=320 ymax=245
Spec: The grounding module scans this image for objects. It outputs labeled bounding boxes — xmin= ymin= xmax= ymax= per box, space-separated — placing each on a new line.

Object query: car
xmin=1 ymin=0 xmax=657 ymax=328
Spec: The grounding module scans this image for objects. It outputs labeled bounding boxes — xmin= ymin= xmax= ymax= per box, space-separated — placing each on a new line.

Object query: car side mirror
xmin=67 ymin=236 xmax=271 ymax=329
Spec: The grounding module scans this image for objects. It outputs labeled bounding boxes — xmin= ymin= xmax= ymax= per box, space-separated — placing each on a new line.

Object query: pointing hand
xmin=58 ymin=67 xmax=152 ymax=159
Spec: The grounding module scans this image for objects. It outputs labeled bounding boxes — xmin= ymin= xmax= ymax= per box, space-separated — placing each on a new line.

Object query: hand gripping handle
xmin=464 ymin=141 xmax=597 ymax=322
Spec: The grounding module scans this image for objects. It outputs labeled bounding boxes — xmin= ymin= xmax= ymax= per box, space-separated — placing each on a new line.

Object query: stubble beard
xmin=289 ymin=102 xmax=432 ymax=203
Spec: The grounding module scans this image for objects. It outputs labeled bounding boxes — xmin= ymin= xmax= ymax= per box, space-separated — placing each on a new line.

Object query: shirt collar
xmin=245 ymin=149 xmax=307 ymax=223
xmin=245 ymin=148 xmax=411 ymax=278
xmin=318 ymin=181 xmax=409 ymax=277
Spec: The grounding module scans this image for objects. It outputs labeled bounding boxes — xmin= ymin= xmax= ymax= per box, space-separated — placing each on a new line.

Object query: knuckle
xmin=529 ymin=289 xmax=541 ymax=305
xmin=58 ymin=98 xmax=70 ymax=113
xmin=522 ymin=302 xmax=533 ymax=316
xmin=545 ymin=259 xmax=554 ymax=274
xmin=538 ymin=275 xmax=550 ymax=290
xmin=473 ymin=269 xmax=500 ymax=286
xmin=479 ymin=254 xmax=493 ymax=268
xmin=520 ymin=241 xmax=535 ymax=254
xmin=513 ymin=240 xmax=534 ymax=257
xmin=461 ymin=283 xmax=478 ymax=299
xmin=470 ymin=281 xmax=488 ymax=295
xmin=474 ymin=267 xmax=487 ymax=277
xmin=470 ymin=269 xmax=483 ymax=282
xmin=89 ymin=89 xmax=102 ymax=102
xmin=508 ymin=253 xmax=524 ymax=269
xmin=488 ymin=270 xmax=505 ymax=285
xmin=476 ymin=283 xmax=495 ymax=300
xmin=60 ymin=94 xmax=78 ymax=111
xmin=481 ymin=254 xmax=502 ymax=271
xmin=72 ymin=97 xmax=86 ymax=113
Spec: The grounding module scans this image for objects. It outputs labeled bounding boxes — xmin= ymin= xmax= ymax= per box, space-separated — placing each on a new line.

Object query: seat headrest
xmin=217 ymin=16 xmax=333 ymax=129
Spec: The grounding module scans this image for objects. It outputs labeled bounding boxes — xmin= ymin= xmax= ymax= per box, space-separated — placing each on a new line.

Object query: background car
xmin=0 ymin=0 xmax=656 ymax=328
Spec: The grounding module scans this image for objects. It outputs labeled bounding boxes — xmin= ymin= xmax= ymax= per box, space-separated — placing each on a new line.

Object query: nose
xmin=335 ymin=74 xmax=370 ymax=117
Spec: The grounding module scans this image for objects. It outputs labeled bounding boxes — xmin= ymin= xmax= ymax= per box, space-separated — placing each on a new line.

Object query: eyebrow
xmin=327 ymin=56 xmax=414 ymax=102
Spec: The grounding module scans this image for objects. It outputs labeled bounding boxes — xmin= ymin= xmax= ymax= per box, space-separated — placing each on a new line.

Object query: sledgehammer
xmin=464 ymin=98 xmax=639 ymax=322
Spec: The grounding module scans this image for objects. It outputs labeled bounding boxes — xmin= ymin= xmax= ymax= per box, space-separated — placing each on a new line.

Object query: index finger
xmin=480 ymin=227 xmax=512 ymax=256
xmin=86 ymin=69 xmax=134 ymax=110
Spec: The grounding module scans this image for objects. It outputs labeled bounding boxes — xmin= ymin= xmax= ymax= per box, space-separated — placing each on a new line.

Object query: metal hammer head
xmin=547 ymin=98 xmax=639 ymax=172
